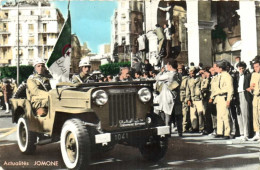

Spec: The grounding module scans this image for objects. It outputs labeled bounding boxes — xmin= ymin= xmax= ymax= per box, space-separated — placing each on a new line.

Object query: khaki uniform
xmin=214 ymin=71 xmax=233 ymax=136
xmin=180 ymin=75 xmax=189 ymax=131
xmin=209 ymin=75 xmax=219 ymax=131
xmin=72 ymin=72 xmax=91 ymax=83
xmin=27 ymin=74 xmax=51 ymax=110
xmin=186 ymin=76 xmax=205 ymax=131
xmin=154 ymin=27 xmax=165 ymax=54
xmin=250 ymin=72 xmax=260 ymax=133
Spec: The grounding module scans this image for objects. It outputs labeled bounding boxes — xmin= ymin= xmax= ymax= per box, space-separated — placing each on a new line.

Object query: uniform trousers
xmin=237 ymin=92 xmax=249 ymax=137
xmin=190 ymin=100 xmax=204 ymax=131
xmin=216 ymin=96 xmax=231 ymax=136
xmin=182 ymin=102 xmax=189 ymax=131
xmin=252 ymin=95 xmax=260 ymax=132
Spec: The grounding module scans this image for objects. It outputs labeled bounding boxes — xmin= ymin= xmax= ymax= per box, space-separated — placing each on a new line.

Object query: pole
xmin=17 ymin=1 xmax=20 ymax=85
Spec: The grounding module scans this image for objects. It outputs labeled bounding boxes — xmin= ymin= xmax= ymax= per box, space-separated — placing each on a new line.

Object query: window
xmin=121 ymin=24 xmax=126 ymax=32
xmin=28 ymin=36 xmax=34 ymax=45
xmin=28 ymin=24 xmax=34 ymax=32
xmin=19 ymin=11 xmax=21 ymax=16
xmin=43 ymin=35 xmax=47 ymax=45
xmin=4 ymin=12 xmax=8 ymax=19
xmin=3 ymin=35 xmax=8 ymax=45
xmin=28 ymin=49 xmax=34 ymax=59
xmin=3 ymin=23 xmax=7 ymax=31
xmin=3 ymin=48 xmax=7 ymax=59
xmin=43 ymin=23 xmax=47 ymax=32
xmin=30 ymin=11 xmax=34 ymax=15
xmin=45 ymin=10 xmax=50 ymax=17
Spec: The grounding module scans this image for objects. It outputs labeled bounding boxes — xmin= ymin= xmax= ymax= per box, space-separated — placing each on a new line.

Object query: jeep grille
xmin=109 ymin=92 xmax=136 ymax=126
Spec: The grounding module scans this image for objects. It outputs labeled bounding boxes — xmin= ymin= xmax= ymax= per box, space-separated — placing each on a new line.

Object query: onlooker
xmin=2 ymin=78 xmax=12 ymax=113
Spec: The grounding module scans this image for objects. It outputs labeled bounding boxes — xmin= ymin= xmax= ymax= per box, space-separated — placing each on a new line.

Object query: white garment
xmin=238 ymin=74 xmax=245 ymax=93
xmin=164 ymin=27 xmax=172 ymax=40
xmin=137 ymin=35 xmax=146 ymax=51
xmin=158 ymin=83 xmax=175 ymax=115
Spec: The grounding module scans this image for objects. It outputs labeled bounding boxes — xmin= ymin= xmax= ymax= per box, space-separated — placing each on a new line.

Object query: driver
xmin=72 ymin=59 xmax=92 ymax=83
xmin=27 ymin=58 xmax=51 ymax=117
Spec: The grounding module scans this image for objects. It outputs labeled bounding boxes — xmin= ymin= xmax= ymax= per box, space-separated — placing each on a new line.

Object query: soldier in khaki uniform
xmin=178 ymin=64 xmax=189 ymax=132
xmin=213 ymin=60 xmax=234 ymax=139
xmin=72 ymin=59 xmax=92 ymax=83
xmin=248 ymin=60 xmax=260 ymax=141
xmin=186 ymin=66 xmax=205 ymax=132
xmin=27 ymin=58 xmax=51 ymax=116
xmin=208 ymin=65 xmax=218 ymax=135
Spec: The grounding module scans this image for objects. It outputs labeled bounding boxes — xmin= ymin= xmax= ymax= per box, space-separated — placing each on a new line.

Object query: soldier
xmin=27 ymin=58 xmax=51 ymax=116
xmin=248 ymin=60 xmax=260 ymax=141
xmin=208 ymin=64 xmax=218 ymax=135
xmin=72 ymin=59 xmax=92 ymax=83
xmin=186 ymin=66 xmax=205 ymax=133
xmin=2 ymin=78 xmax=12 ymax=113
xmin=178 ymin=64 xmax=190 ymax=132
xmin=213 ymin=60 xmax=234 ymax=139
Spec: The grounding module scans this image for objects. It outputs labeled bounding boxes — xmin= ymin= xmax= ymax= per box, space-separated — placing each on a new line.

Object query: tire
xmin=60 ymin=119 xmax=91 ymax=170
xmin=17 ymin=117 xmax=37 ymax=154
xmin=139 ymin=136 xmax=168 ymax=161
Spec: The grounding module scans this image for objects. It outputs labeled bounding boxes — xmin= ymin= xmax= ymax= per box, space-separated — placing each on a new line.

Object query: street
xmin=0 ymin=111 xmax=259 ymax=170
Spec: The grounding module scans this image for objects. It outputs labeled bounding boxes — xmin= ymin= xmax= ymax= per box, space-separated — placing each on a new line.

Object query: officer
xmin=248 ymin=60 xmax=260 ymax=141
xmin=213 ymin=60 xmax=234 ymax=139
xmin=27 ymin=58 xmax=51 ymax=116
xmin=186 ymin=66 xmax=205 ymax=133
xmin=178 ymin=64 xmax=189 ymax=132
xmin=72 ymin=59 xmax=92 ymax=83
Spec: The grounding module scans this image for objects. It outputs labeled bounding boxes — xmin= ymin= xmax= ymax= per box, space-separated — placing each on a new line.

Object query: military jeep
xmin=11 ymin=81 xmax=170 ymax=170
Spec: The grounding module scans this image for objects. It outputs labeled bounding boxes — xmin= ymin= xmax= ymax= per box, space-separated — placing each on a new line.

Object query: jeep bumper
xmin=95 ymin=126 xmax=170 ymax=146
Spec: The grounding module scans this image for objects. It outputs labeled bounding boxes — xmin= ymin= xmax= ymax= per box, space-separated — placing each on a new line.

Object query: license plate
xmin=114 ymin=132 xmax=129 ymax=141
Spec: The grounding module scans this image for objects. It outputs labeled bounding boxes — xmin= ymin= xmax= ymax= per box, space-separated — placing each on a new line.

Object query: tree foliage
xmin=99 ymin=62 xmax=131 ymax=76
xmin=0 ymin=65 xmax=34 ymax=83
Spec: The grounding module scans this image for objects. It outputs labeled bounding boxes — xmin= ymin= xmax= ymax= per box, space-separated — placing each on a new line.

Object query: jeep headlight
xmin=138 ymin=88 xmax=151 ymax=103
xmin=92 ymin=90 xmax=108 ymax=106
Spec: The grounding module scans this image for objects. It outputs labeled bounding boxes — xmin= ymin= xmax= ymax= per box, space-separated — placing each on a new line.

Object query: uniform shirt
xmin=210 ymin=74 xmax=219 ymax=99
xmin=250 ymin=72 xmax=260 ymax=96
xmin=72 ymin=72 xmax=91 ymax=83
xmin=154 ymin=27 xmax=165 ymax=40
xmin=215 ymin=71 xmax=234 ymax=101
xmin=179 ymin=75 xmax=189 ymax=102
xmin=27 ymin=73 xmax=51 ymax=99
xmin=186 ymin=76 xmax=203 ymax=101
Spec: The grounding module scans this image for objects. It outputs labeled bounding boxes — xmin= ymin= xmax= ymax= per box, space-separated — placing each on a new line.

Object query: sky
xmin=52 ymin=1 xmax=117 ymax=54
xmin=0 ymin=0 xmax=117 ymax=54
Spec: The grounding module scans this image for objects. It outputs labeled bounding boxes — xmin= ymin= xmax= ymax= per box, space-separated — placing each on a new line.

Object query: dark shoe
xmin=214 ymin=135 xmax=223 ymax=138
xmin=178 ymin=133 xmax=183 ymax=137
xmin=200 ymin=130 xmax=208 ymax=135
xmin=223 ymin=136 xmax=230 ymax=139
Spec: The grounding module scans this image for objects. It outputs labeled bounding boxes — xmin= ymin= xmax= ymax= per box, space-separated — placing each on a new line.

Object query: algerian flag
xmin=46 ymin=10 xmax=71 ymax=83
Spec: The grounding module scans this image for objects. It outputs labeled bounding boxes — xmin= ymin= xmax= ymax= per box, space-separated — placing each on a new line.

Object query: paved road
xmin=0 ymin=112 xmax=259 ymax=170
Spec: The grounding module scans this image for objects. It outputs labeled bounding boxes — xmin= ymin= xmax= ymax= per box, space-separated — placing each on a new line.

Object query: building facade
xmin=0 ymin=1 xmax=64 ymax=66
xmin=111 ymin=1 xmax=144 ymax=62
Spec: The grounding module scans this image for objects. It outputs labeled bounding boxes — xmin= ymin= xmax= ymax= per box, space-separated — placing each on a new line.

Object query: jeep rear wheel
xmin=60 ymin=119 xmax=90 ymax=170
xmin=139 ymin=136 xmax=168 ymax=161
xmin=17 ymin=117 xmax=37 ymax=154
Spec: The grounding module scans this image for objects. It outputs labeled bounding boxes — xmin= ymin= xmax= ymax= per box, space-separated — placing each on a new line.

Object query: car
xmin=11 ymin=80 xmax=170 ymax=170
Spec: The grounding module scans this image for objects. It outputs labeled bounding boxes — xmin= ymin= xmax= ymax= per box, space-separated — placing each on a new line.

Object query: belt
xmin=218 ymin=93 xmax=227 ymax=96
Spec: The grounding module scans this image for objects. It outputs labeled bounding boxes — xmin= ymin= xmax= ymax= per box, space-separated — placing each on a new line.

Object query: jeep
xmin=11 ymin=81 xmax=170 ymax=170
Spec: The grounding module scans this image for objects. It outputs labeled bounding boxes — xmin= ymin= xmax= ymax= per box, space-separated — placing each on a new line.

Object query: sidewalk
xmin=0 ymin=109 xmax=12 ymax=118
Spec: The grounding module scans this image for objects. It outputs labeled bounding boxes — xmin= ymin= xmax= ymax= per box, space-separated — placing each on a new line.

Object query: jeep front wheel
xmin=139 ymin=136 xmax=168 ymax=161
xmin=17 ymin=117 xmax=37 ymax=154
xmin=60 ymin=119 xmax=90 ymax=170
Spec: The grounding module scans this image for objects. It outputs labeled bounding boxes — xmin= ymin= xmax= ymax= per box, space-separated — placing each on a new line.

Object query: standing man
xmin=178 ymin=64 xmax=190 ymax=132
xmin=235 ymin=62 xmax=252 ymax=141
xmin=186 ymin=67 xmax=205 ymax=133
xmin=214 ymin=60 xmax=234 ymax=139
xmin=163 ymin=24 xmax=172 ymax=58
xmin=137 ymin=33 xmax=146 ymax=62
xmin=27 ymin=58 xmax=51 ymax=116
xmin=248 ymin=60 xmax=260 ymax=141
xmin=72 ymin=59 xmax=92 ymax=83
xmin=154 ymin=24 xmax=165 ymax=58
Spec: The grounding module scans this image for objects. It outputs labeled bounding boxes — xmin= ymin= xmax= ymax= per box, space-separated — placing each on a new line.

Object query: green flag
xmin=46 ymin=11 xmax=71 ymax=82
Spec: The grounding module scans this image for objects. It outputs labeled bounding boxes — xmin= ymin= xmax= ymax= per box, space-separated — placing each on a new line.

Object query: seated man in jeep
xmin=27 ymin=58 xmax=51 ymax=116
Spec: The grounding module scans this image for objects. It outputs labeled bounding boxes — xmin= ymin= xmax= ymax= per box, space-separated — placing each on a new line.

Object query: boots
xmin=36 ymin=108 xmax=47 ymax=117
xmin=5 ymin=103 xmax=9 ymax=113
